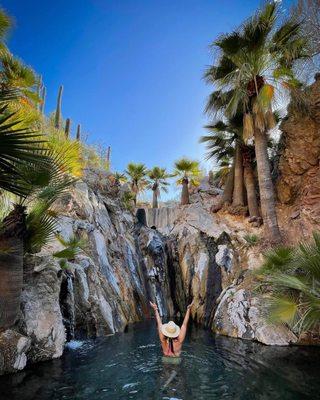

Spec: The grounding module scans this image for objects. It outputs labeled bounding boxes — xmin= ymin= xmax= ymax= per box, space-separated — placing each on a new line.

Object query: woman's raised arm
xmin=178 ymin=300 xmax=194 ymax=343
xmin=150 ymin=301 xmax=165 ymax=342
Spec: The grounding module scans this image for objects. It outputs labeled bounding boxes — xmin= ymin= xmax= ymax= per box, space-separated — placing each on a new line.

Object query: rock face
xmin=145 ymin=204 xmax=295 ymax=344
xmin=213 ymin=287 xmax=297 ymax=346
xmin=276 ymin=77 xmax=320 ymax=227
xmin=0 ymin=169 xmax=298 ymax=375
xmin=21 ymin=256 xmax=66 ymax=363
xmin=0 ymin=169 xmax=172 ymax=375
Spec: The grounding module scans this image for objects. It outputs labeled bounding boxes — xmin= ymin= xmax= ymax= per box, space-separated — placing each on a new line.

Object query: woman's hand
xmin=187 ymin=300 xmax=194 ymax=310
xmin=150 ymin=301 xmax=158 ymax=311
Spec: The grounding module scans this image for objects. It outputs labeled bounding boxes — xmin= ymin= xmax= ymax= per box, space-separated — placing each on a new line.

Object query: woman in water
xmin=150 ymin=300 xmax=194 ymax=358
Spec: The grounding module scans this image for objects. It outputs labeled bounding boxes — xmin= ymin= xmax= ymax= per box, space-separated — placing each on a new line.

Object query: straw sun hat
xmin=161 ymin=321 xmax=180 ymax=338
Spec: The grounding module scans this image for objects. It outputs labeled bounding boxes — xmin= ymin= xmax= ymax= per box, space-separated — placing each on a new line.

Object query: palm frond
xmin=0 ymin=106 xmax=48 ymax=196
xmin=257 ymin=232 xmax=320 ymax=334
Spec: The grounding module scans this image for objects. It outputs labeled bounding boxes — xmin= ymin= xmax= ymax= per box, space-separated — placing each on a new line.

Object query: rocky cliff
xmin=0 ymin=169 xmax=297 ymax=376
xmin=0 ymin=170 xmax=174 ymax=375
xmin=276 ymin=75 xmax=320 ymax=240
xmin=146 ymin=204 xmax=297 ymax=346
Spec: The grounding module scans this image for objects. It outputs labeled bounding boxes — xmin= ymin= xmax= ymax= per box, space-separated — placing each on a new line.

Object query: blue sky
xmin=2 ymin=0 xmax=293 ymax=201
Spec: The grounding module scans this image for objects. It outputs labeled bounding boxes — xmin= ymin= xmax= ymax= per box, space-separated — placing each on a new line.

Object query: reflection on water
xmin=0 ymin=321 xmax=319 ymax=399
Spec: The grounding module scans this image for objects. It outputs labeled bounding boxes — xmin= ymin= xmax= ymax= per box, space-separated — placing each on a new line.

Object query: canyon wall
xmin=146 ymin=205 xmax=297 ymax=346
xmin=0 ymin=169 xmax=297 ymax=376
xmin=276 ymin=76 xmax=320 ymax=239
xmin=0 ymin=170 xmax=174 ymax=375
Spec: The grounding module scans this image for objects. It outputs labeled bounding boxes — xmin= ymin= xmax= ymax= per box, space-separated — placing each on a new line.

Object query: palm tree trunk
xmin=242 ymin=146 xmax=260 ymax=218
xmin=181 ymin=177 xmax=189 ymax=205
xmin=211 ymin=163 xmax=234 ymax=213
xmin=152 ymin=187 xmax=158 ymax=209
xmin=131 ymin=181 xmax=138 ymax=206
xmin=0 ymin=205 xmax=27 ymax=330
xmin=222 ymin=163 xmax=234 ymax=205
xmin=254 ymin=129 xmax=281 ymax=242
xmin=244 ymin=164 xmax=260 ymax=218
xmin=232 ymin=142 xmax=245 ymax=206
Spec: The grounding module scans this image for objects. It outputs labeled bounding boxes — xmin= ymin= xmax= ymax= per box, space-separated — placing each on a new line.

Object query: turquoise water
xmin=1 ymin=321 xmax=320 ymax=399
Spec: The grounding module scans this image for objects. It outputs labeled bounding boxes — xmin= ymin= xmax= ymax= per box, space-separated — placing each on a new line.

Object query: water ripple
xmin=0 ymin=321 xmax=319 ymax=400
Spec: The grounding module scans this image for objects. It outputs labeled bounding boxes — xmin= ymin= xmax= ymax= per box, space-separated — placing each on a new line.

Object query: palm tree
xmin=174 ymin=158 xmax=201 ymax=205
xmin=124 ymin=162 xmax=148 ymax=205
xmin=200 ymin=121 xmax=235 ymax=209
xmin=0 ymin=106 xmax=77 ymax=329
xmin=242 ymin=144 xmax=260 ymax=219
xmin=0 ymin=106 xmax=48 ymax=197
xmin=0 ymin=53 xmax=40 ymax=107
xmin=256 ymin=232 xmax=320 ymax=336
xmin=205 ymin=1 xmax=310 ymax=242
xmin=113 ymin=172 xmax=128 ymax=184
xmin=0 ymin=148 xmax=75 ymax=329
xmin=148 ymin=167 xmax=170 ymax=208
xmin=203 ymin=119 xmax=246 ymax=208
xmin=201 ymin=117 xmax=260 ymax=218
xmin=0 ymin=203 xmax=26 ymax=330
xmin=0 ymin=8 xmax=12 ymax=56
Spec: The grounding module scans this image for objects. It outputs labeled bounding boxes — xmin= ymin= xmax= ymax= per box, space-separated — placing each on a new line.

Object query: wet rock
xmin=0 ymin=167 xmax=303 ymax=375
xmin=213 ymin=288 xmax=297 ymax=346
xmin=0 ymin=330 xmax=30 ymax=375
xmin=21 ymin=256 xmax=66 ymax=363
xmin=134 ymin=226 xmax=174 ymax=318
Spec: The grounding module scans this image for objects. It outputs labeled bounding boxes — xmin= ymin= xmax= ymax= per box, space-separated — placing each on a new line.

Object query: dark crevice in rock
xmin=59 ymin=271 xmax=75 ymax=342
xmin=165 ymin=238 xmax=185 ymax=316
xmin=201 ymin=233 xmax=221 ymax=328
xmin=133 ymin=225 xmax=153 ymax=314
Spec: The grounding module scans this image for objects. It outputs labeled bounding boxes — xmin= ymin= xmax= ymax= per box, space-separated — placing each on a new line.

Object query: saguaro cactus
xmin=40 ymin=86 xmax=46 ymax=114
xmin=65 ymin=118 xmax=71 ymax=138
xmin=54 ymin=85 xmax=63 ymax=129
xmin=106 ymin=146 xmax=111 ymax=168
xmin=76 ymin=124 xmax=81 ymax=141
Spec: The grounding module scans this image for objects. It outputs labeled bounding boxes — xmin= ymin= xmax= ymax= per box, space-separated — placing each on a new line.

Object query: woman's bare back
xmin=161 ymin=338 xmax=182 ymax=357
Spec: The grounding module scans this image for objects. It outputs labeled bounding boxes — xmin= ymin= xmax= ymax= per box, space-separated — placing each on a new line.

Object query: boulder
xmin=213 ymin=288 xmax=297 ymax=346
xmin=21 ymin=256 xmax=66 ymax=363
xmin=0 ymin=330 xmax=30 ymax=375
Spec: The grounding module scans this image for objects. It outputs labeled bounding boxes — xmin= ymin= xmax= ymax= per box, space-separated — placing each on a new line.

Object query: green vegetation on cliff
xmin=257 ymin=232 xmax=320 ymax=336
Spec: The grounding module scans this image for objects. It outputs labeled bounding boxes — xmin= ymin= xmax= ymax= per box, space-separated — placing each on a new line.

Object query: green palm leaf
xmin=257 ymin=232 xmax=320 ymax=334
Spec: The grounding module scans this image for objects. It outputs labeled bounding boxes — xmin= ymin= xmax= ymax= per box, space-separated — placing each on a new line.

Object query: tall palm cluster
xmin=122 ymin=158 xmax=202 ymax=208
xmin=0 ymin=9 xmax=82 ymax=330
xmin=201 ymin=1 xmax=311 ymax=242
xmin=201 ymin=115 xmax=260 ymax=219
xmin=256 ymin=232 xmax=320 ymax=336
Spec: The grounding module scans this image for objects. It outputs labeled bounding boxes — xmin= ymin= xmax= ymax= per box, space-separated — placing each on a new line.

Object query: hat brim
xmin=161 ymin=323 xmax=180 ymax=338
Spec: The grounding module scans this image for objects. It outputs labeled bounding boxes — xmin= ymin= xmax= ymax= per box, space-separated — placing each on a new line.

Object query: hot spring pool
xmin=1 ymin=321 xmax=319 ymax=399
